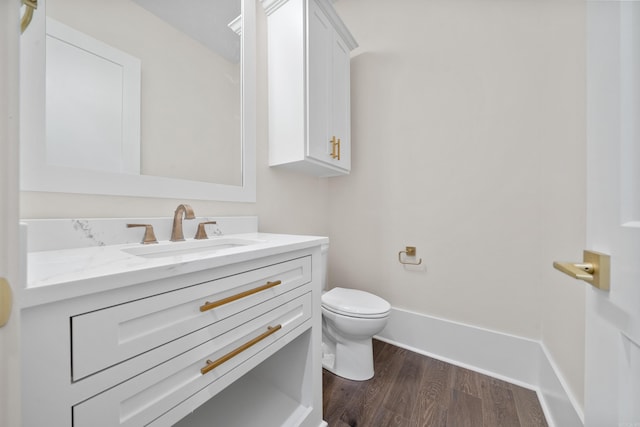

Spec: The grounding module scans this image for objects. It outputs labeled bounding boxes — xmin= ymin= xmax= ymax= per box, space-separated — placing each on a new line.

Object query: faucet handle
xmin=127 ymin=224 xmax=159 ymax=244
xmin=194 ymin=221 xmax=217 ymax=240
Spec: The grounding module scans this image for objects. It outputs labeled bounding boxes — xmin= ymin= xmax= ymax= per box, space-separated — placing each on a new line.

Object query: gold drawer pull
xmin=200 ymin=325 xmax=282 ymax=375
xmin=330 ymin=136 xmax=341 ymax=160
xmin=199 ymin=280 xmax=282 ymax=312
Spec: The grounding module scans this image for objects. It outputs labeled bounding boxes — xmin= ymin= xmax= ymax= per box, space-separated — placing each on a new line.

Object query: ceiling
xmin=132 ymin=0 xmax=241 ymax=63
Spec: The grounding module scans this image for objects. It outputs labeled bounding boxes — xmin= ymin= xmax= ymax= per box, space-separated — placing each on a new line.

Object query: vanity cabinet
xmin=21 ymin=247 xmax=324 ymax=427
xmin=263 ymin=0 xmax=357 ymax=177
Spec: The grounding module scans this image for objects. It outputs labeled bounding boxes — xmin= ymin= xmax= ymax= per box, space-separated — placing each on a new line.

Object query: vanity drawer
xmin=71 ymin=256 xmax=311 ymax=380
xmin=72 ymin=292 xmax=312 ymax=427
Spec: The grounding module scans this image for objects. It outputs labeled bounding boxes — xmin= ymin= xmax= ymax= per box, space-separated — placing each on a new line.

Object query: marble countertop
xmin=24 ymin=232 xmax=328 ymax=308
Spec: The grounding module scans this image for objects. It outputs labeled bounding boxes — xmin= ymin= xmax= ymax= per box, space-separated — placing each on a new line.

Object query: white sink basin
xmin=122 ymin=237 xmax=264 ymax=259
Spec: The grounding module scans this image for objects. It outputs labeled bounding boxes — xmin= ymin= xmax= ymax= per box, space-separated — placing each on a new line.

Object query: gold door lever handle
xmin=553 ymin=250 xmax=610 ymax=291
xmin=21 ymin=0 xmax=38 ymax=34
xmin=552 ymin=262 xmax=594 ymax=281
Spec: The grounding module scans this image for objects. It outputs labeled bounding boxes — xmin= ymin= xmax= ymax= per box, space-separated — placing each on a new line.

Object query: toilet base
xmin=321 ymin=335 xmax=374 ymax=381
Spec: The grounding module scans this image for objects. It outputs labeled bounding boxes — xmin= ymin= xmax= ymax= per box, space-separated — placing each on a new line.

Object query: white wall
xmin=331 ymin=0 xmax=587 ymax=411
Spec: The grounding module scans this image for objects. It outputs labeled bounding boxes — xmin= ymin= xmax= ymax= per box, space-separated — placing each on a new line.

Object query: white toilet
xmin=320 ymin=244 xmax=391 ymax=381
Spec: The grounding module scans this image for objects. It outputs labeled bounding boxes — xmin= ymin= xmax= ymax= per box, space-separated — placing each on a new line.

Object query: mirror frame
xmin=20 ymin=0 xmax=256 ymax=202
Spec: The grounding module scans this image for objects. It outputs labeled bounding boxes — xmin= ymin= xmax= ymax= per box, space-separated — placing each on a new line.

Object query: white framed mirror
xmin=20 ymin=0 xmax=256 ymax=202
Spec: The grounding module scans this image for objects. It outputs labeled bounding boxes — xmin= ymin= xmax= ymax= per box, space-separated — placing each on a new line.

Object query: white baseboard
xmin=538 ymin=343 xmax=585 ymax=427
xmin=375 ymin=307 xmax=583 ymax=427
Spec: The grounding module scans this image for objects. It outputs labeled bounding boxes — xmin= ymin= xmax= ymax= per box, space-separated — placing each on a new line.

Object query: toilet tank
xmin=321 ymin=244 xmax=329 ymax=291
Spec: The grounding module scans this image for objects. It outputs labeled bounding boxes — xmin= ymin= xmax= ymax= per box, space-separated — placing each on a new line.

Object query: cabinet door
xmin=307 ymin=0 xmax=351 ymax=172
xmin=331 ymin=33 xmax=351 ymax=170
xmin=307 ymin=0 xmax=332 ymax=165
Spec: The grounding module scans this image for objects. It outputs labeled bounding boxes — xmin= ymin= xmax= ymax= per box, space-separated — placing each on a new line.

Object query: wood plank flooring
xmin=323 ymin=340 xmax=548 ymax=427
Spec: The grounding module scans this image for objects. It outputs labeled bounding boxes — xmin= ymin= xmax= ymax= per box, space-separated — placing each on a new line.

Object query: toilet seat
xmin=322 ymin=287 xmax=390 ymax=319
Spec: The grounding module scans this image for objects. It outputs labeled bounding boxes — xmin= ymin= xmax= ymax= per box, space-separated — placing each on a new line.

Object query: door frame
xmin=0 ymin=0 xmax=23 ymax=426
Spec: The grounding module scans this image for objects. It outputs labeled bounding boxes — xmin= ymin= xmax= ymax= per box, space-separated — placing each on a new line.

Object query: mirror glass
xmin=20 ymin=0 xmax=256 ymax=202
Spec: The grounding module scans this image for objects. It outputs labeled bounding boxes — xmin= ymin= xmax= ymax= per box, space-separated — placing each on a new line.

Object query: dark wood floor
xmin=323 ymin=339 xmax=548 ymax=427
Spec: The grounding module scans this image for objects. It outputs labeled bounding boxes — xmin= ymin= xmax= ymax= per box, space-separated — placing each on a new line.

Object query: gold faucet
xmin=194 ymin=221 xmax=217 ymax=240
xmin=170 ymin=204 xmax=195 ymax=241
xmin=127 ymin=223 xmax=158 ymax=244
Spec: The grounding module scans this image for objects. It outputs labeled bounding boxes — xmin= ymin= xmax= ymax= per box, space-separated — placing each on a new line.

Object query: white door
xmin=0 ymin=1 xmax=22 ymax=426
xmin=584 ymin=2 xmax=640 ymax=426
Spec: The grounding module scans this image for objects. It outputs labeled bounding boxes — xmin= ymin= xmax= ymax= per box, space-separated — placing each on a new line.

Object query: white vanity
xmin=16 ymin=0 xmax=354 ymax=423
xmin=20 ymin=217 xmax=327 ymax=427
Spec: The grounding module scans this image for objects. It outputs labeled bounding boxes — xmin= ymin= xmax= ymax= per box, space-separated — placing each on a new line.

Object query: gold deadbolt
xmin=0 ymin=277 xmax=13 ymax=327
xmin=553 ymin=250 xmax=610 ymax=291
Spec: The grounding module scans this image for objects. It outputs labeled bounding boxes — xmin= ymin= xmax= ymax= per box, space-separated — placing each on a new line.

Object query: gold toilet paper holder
xmin=398 ymin=246 xmax=422 ymax=265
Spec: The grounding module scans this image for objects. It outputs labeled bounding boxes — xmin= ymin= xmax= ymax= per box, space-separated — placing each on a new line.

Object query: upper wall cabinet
xmin=262 ymin=0 xmax=358 ymax=177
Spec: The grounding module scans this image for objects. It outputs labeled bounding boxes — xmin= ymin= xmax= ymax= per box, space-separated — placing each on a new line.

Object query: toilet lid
xmin=321 ymin=287 xmax=391 ymax=317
